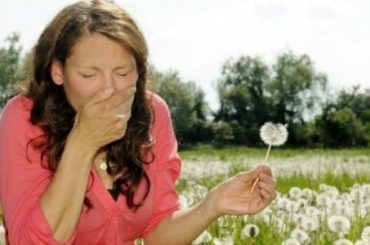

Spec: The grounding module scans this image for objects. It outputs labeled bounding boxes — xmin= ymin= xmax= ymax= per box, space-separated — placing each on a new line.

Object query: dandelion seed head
xmin=213 ymin=236 xmax=233 ymax=245
xmin=289 ymin=187 xmax=303 ymax=200
xmin=302 ymin=217 xmax=318 ymax=232
xmin=361 ymin=226 xmax=370 ymax=241
xmin=328 ymin=215 xmax=351 ymax=234
xmin=282 ymin=238 xmax=300 ymax=245
xmin=241 ymin=224 xmax=260 ymax=238
xmin=290 ymin=228 xmax=310 ymax=244
xmin=192 ymin=230 xmax=212 ymax=245
xmin=334 ymin=238 xmax=354 ymax=245
xmin=260 ymin=122 xmax=288 ymax=146
xmin=355 ymin=240 xmax=370 ymax=245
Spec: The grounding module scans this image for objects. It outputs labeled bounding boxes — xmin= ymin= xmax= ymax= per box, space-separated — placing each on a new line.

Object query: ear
xmin=51 ymin=59 xmax=64 ymax=85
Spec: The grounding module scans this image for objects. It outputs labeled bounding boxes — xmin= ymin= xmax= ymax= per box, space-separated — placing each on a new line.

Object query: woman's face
xmin=51 ymin=33 xmax=138 ymax=110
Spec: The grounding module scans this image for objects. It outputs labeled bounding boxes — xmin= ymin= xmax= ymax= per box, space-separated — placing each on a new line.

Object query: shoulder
xmin=0 ymin=95 xmax=35 ymax=136
xmin=1 ymin=95 xmax=33 ymax=120
xmin=146 ymin=91 xmax=171 ymax=121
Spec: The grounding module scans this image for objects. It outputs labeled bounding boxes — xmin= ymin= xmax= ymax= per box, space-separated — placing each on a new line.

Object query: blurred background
xmin=1 ymin=0 xmax=369 ymax=148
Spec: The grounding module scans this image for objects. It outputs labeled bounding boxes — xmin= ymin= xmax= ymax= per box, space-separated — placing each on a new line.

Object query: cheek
xmin=64 ymin=77 xmax=101 ymax=109
xmin=115 ymin=72 xmax=138 ymax=91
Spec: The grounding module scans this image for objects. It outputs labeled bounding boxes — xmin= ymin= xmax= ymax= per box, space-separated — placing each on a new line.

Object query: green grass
xmin=179 ymin=145 xmax=370 ymax=160
xmin=177 ymin=147 xmax=370 ymax=244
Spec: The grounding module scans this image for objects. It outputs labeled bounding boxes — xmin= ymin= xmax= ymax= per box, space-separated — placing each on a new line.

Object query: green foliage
xmin=0 ymin=33 xmax=22 ymax=108
xmin=149 ymin=67 xmax=212 ymax=147
xmin=314 ymin=87 xmax=370 ymax=147
xmin=215 ymin=56 xmax=270 ymax=132
xmin=214 ymin=50 xmax=330 ymax=146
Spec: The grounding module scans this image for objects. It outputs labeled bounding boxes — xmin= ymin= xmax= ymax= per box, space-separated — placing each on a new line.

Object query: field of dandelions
xmin=176 ymin=147 xmax=370 ymax=245
xmin=1 ymin=148 xmax=370 ymax=245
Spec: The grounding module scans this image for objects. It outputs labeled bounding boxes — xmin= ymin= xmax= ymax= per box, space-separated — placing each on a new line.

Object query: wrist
xmin=66 ymin=129 xmax=99 ymax=159
xmin=201 ymin=189 xmax=223 ymax=220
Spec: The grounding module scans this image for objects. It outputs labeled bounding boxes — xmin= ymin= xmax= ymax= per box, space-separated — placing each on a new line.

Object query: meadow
xmin=175 ymin=146 xmax=370 ymax=245
xmin=1 ymin=147 xmax=369 ymax=245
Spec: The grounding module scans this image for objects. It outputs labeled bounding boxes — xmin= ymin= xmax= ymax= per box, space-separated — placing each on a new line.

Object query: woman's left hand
xmin=206 ymin=165 xmax=277 ymax=217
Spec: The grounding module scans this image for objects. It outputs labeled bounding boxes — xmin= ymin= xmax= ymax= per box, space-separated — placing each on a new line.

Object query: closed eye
xmin=117 ymin=73 xmax=128 ymax=77
xmin=81 ymin=74 xmax=96 ymax=78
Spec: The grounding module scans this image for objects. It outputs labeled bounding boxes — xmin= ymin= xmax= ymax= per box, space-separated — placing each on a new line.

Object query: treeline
xmin=1 ymin=33 xmax=369 ymax=148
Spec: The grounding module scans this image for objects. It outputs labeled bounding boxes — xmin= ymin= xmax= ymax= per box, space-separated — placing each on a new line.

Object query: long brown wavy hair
xmin=23 ymin=0 xmax=153 ymax=210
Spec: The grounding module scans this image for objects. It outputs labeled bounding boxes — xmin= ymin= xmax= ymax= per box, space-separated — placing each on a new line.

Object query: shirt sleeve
xmin=141 ymin=94 xmax=181 ymax=236
xmin=0 ymin=96 xmax=76 ymax=245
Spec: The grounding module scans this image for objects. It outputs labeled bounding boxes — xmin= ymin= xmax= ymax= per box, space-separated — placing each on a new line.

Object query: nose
xmin=101 ymin=73 xmax=117 ymax=91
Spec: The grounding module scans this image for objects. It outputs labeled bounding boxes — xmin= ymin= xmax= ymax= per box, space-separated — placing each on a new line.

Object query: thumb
xmin=83 ymin=87 xmax=114 ymax=108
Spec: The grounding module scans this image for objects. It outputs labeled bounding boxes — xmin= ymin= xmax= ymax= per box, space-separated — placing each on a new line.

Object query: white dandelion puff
xmin=328 ymin=215 xmax=351 ymax=235
xmin=281 ymin=238 xmax=300 ymax=245
xmin=361 ymin=226 xmax=370 ymax=241
xmin=260 ymin=122 xmax=288 ymax=162
xmin=289 ymin=187 xmax=303 ymax=200
xmin=290 ymin=228 xmax=311 ymax=244
xmin=334 ymin=238 xmax=354 ymax=245
xmin=355 ymin=240 xmax=370 ymax=245
xmin=241 ymin=224 xmax=260 ymax=238
xmin=213 ymin=236 xmax=233 ymax=245
xmin=0 ymin=225 xmax=5 ymax=245
xmin=192 ymin=230 xmax=212 ymax=245
xmin=260 ymin=122 xmax=288 ymax=147
xmin=302 ymin=217 xmax=318 ymax=232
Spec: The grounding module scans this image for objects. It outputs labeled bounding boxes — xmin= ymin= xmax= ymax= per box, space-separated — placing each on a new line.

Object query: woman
xmin=0 ymin=1 xmax=276 ymax=244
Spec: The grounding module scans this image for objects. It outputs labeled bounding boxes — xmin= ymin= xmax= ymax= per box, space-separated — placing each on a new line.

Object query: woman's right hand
xmin=70 ymin=86 xmax=136 ymax=151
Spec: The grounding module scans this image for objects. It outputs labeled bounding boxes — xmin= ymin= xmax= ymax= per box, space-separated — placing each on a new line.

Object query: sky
xmin=1 ymin=0 xmax=369 ymax=110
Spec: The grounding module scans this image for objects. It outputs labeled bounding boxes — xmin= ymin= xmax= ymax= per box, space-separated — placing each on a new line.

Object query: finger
xmin=259 ymin=173 xmax=275 ymax=185
xmin=108 ymin=86 xmax=136 ymax=108
xmin=236 ymin=168 xmax=260 ymax=184
xmin=260 ymin=189 xmax=275 ymax=205
xmin=257 ymin=164 xmax=273 ymax=177
xmin=83 ymin=87 xmax=114 ymax=108
xmin=116 ymin=93 xmax=135 ymax=113
xmin=258 ymin=181 xmax=277 ymax=201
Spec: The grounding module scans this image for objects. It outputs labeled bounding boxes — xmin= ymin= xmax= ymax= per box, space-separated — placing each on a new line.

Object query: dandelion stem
xmin=264 ymin=144 xmax=272 ymax=163
xmin=251 ymin=144 xmax=272 ymax=193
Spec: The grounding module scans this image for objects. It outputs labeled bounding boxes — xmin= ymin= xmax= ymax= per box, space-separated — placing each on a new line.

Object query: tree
xmin=0 ymin=33 xmax=22 ymax=108
xmin=268 ymin=51 xmax=328 ymax=124
xmin=214 ymin=56 xmax=270 ymax=144
xmin=314 ymin=87 xmax=370 ymax=147
xmin=149 ymin=67 xmax=212 ymax=147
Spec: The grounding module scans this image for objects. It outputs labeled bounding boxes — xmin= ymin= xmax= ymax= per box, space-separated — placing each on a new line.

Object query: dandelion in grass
xmin=192 ymin=230 xmax=212 ymax=245
xmin=302 ymin=217 xmax=318 ymax=232
xmin=241 ymin=224 xmax=260 ymax=238
xmin=361 ymin=226 xmax=370 ymax=241
xmin=355 ymin=240 xmax=369 ymax=245
xmin=281 ymin=238 xmax=300 ymax=245
xmin=213 ymin=236 xmax=233 ymax=245
xmin=334 ymin=238 xmax=354 ymax=245
xmin=0 ymin=225 xmax=5 ymax=244
xmin=328 ymin=215 xmax=351 ymax=237
xmin=289 ymin=187 xmax=303 ymax=200
xmin=290 ymin=228 xmax=311 ymax=244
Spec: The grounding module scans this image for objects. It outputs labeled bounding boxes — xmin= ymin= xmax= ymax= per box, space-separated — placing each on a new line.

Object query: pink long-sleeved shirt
xmin=0 ymin=93 xmax=181 ymax=245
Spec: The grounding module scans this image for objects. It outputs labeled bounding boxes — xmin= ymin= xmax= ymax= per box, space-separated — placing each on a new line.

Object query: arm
xmin=142 ymin=94 xmax=276 ymax=245
xmin=39 ymin=131 xmax=96 ymax=242
xmin=144 ymin=166 xmax=276 ymax=245
xmin=41 ymin=87 xmax=136 ymax=242
xmin=0 ymin=87 xmax=135 ymax=244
